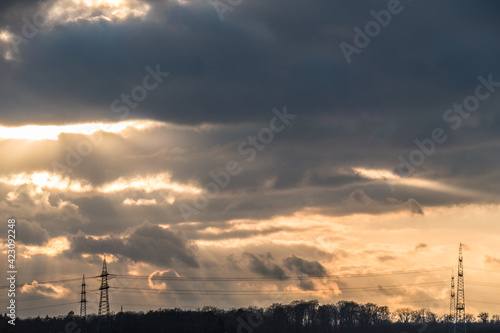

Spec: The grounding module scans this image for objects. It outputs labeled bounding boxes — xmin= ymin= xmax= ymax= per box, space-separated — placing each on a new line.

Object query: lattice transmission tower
xmin=450 ymin=272 xmax=455 ymax=320
xmin=98 ymin=257 xmax=111 ymax=316
xmin=454 ymin=243 xmax=466 ymax=333
xmin=80 ymin=275 xmax=87 ymax=318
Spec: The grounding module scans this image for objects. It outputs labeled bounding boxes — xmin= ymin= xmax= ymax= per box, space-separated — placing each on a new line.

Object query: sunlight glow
xmin=101 ymin=173 xmax=202 ymax=194
xmin=0 ymin=30 xmax=15 ymax=61
xmin=47 ymin=0 xmax=150 ymax=24
xmin=148 ymin=270 xmax=181 ymax=291
xmin=0 ymin=172 xmax=92 ymax=192
xmin=353 ymin=167 xmax=483 ymax=197
xmin=353 ymin=168 xmax=399 ymax=181
xmin=0 ymin=171 xmax=202 ymax=195
xmin=20 ymin=281 xmax=70 ymax=299
xmin=0 ymin=120 xmax=161 ymax=141
xmin=24 ymin=237 xmax=71 ymax=257
xmin=123 ymin=198 xmax=158 ymax=206
xmin=0 ymin=30 xmax=12 ymax=42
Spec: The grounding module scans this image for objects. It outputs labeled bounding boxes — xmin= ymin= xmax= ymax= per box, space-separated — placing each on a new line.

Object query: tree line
xmin=2 ymin=299 xmax=500 ymax=333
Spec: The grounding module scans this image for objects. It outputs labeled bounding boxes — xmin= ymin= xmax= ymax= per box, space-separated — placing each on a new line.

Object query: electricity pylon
xmin=450 ymin=272 xmax=455 ymax=320
xmin=98 ymin=258 xmax=111 ymax=316
xmin=454 ymin=243 xmax=466 ymax=333
xmin=80 ymin=275 xmax=87 ymax=319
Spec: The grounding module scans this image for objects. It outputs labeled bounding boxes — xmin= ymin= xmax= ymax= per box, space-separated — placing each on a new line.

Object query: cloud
xmin=16 ymin=220 xmax=49 ymax=245
xmin=45 ymin=0 xmax=151 ymax=24
xmin=283 ymin=255 xmax=328 ymax=291
xmin=387 ymin=197 xmax=425 ymax=216
xmin=0 ymin=0 xmax=499 ymax=129
xmin=345 ymin=189 xmax=374 ymax=206
xmin=283 ymin=255 xmax=327 ymax=277
xmin=485 ymin=255 xmax=500 ymax=267
xmin=0 ymin=183 xmax=88 ymax=236
xmin=123 ymin=198 xmax=158 ymax=206
xmin=406 ymin=199 xmax=424 ymax=215
xmin=242 ymin=252 xmax=285 ymax=278
xmin=148 ymin=269 xmax=179 ymax=291
xmin=377 ymin=285 xmax=395 ymax=297
xmin=377 ymin=255 xmax=397 ymax=263
xmin=24 ymin=236 xmax=71 ymax=256
xmin=415 ymin=243 xmax=428 ymax=251
xmin=67 ymin=221 xmax=199 ymax=268
xmin=20 ymin=280 xmax=69 ymax=298
xmin=2 ymin=0 xmax=497 ymax=221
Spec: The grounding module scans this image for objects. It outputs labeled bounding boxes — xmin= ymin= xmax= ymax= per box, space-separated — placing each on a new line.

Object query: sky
xmin=1 ymin=0 xmax=500 ymax=319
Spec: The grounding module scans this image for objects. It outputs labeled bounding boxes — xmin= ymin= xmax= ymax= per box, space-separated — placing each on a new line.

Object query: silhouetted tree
xmin=478 ymin=312 xmax=489 ymax=323
xmin=394 ymin=308 xmax=413 ymax=323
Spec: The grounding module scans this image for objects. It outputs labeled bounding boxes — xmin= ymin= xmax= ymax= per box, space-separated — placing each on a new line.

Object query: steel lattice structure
xmin=450 ymin=273 xmax=455 ymax=319
xmin=98 ymin=258 xmax=111 ymax=316
xmin=80 ymin=275 xmax=87 ymax=319
xmin=454 ymin=243 xmax=466 ymax=333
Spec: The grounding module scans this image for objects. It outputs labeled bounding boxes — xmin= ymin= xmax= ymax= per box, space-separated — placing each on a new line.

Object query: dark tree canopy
xmin=1 ymin=300 xmax=499 ymax=333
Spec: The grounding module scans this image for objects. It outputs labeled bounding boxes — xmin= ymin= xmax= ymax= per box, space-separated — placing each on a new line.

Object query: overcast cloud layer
xmin=1 ymin=0 xmax=500 ymax=319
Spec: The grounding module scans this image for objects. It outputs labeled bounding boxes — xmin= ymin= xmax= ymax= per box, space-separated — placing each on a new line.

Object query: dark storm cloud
xmin=187 ymin=225 xmax=300 ymax=241
xmin=0 ymin=0 xmax=496 ymax=266
xmin=1 ymin=0 xmax=500 ymax=128
xmin=283 ymin=255 xmax=328 ymax=277
xmin=0 ymin=0 xmax=499 ymax=216
xmin=282 ymin=256 xmax=329 ymax=290
xmin=17 ymin=219 xmax=50 ymax=245
xmin=305 ymin=171 xmax=368 ymax=189
xmin=0 ymin=0 xmax=42 ymax=19
xmin=67 ymin=221 xmax=199 ymax=268
xmin=0 ymin=119 xmax=496 ymax=233
xmin=242 ymin=252 xmax=285 ymax=278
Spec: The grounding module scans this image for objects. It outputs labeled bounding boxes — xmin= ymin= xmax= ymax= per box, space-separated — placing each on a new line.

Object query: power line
xmin=0 ymin=267 xmax=450 ymax=290
xmin=111 ymin=281 xmax=447 ymax=294
xmin=17 ymin=302 xmax=79 ymax=312
xmin=466 ymin=267 xmax=500 ymax=274
xmin=468 ymin=281 xmax=500 ymax=288
xmin=467 ymin=300 xmax=500 ymax=306
xmin=0 ymin=265 xmax=470 ymax=317
xmin=117 ymin=267 xmax=450 ymax=282
xmin=0 ymin=277 xmax=94 ymax=290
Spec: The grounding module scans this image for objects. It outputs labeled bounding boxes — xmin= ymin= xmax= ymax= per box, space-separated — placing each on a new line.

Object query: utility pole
xmin=454 ymin=243 xmax=466 ymax=333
